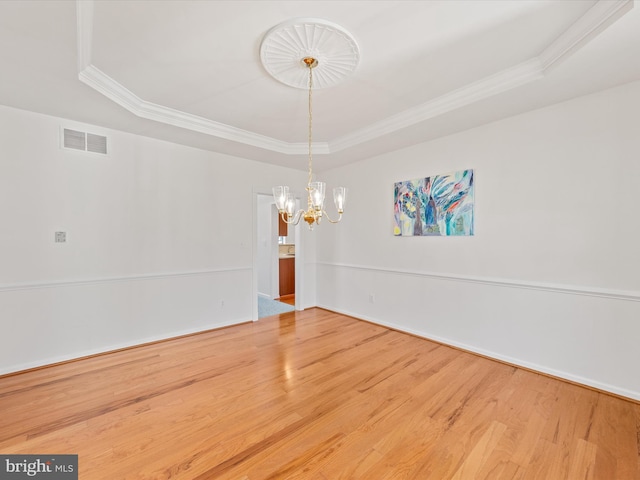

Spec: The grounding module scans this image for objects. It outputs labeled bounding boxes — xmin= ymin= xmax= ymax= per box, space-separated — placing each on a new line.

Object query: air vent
xmin=63 ymin=129 xmax=86 ymax=151
xmin=62 ymin=128 xmax=108 ymax=155
xmin=86 ymin=133 xmax=107 ymax=154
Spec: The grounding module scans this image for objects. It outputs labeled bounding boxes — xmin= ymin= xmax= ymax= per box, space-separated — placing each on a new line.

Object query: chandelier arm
xmin=321 ymin=210 xmax=343 ymax=224
xmin=280 ymin=209 xmax=305 ymax=225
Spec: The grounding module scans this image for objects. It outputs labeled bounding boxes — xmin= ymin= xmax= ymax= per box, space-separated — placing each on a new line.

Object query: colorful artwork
xmin=394 ymin=169 xmax=474 ymax=236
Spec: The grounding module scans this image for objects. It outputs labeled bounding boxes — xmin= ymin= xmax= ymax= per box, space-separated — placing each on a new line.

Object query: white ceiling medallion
xmin=260 ymin=18 xmax=360 ymax=89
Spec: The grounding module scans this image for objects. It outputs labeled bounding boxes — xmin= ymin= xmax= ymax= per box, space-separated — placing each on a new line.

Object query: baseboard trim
xmin=316 ymin=305 xmax=640 ymax=404
xmin=0 ymin=318 xmax=250 ymax=378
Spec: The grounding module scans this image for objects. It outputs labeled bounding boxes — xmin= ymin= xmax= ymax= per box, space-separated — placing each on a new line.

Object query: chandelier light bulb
xmin=309 ymin=182 xmax=326 ymax=211
xmin=333 ymin=187 xmax=347 ymax=213
xmin=272 ymin=186 xmax=288 ymax=212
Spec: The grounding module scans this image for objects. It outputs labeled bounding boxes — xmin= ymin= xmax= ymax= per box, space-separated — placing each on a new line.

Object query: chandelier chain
xmin=307 ymin=63 xmax=313 ymax=188
xmin=271 ymin=55 xmax=345 ymax=229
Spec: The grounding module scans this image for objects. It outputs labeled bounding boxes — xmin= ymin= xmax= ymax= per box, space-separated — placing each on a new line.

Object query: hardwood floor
xmin=277 ymin=294 xmax=295 ymax=306
xmin=0 ymin=308 xmax=638 ymax=479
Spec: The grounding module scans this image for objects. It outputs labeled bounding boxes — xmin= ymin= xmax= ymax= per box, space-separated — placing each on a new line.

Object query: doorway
xmin=253 ymin=191 xmax=301 ymax=320
xmin=277 ymin=211 xmax=296 ymax=304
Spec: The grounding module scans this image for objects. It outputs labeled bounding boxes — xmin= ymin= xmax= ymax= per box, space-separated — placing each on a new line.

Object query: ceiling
xmin=0 ymin=0 xmax=638 ymax=172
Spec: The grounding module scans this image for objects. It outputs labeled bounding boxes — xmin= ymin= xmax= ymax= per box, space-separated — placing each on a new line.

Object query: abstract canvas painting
xmin=394 ymin=169 xmax=474 ymax=236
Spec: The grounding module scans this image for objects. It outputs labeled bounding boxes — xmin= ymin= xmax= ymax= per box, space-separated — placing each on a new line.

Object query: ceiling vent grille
xmin=62 ymin=128 xmax=108 ymax=155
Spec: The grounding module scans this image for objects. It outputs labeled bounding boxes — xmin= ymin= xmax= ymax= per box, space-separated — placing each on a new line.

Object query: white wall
xmin=316 ymin=80 xmax=640 ymax=400
xmin=0 ymin=104 xmax=308 ymax=374
xmin=3 ymin=82 xmax=638 ymax=400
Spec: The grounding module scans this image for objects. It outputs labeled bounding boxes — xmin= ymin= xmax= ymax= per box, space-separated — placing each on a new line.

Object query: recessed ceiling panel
xmin=89 ymin=0 xmax=599 ymax=143
xmin=0 ymin=0 xmax=636 ymax=171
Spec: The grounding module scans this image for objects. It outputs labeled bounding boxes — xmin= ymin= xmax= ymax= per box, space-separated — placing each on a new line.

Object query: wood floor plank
xmin=450 ymin=420 xmax=508 ymax=480
xmin=0 ymin=308 xmax=638 ymax=479
xmin=587 ymin=393 xmax=639 ymax=479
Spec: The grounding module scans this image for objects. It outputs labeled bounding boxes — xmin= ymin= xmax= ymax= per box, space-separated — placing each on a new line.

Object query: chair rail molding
xmin=0 ymin=267 xmax=252 ymax=293
xmin=316 ymin=262 xmax=640 ymax=303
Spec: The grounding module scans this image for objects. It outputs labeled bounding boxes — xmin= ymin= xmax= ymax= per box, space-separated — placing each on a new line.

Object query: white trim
xmin=0 ymin=318 xmax=245 ymax=377
xmin=75 ymin=0 xmax=632 ymax=156
xmin=75 ymin=0 xmax=93 ymax=72
xmin=331 ymin=0 xmax=634 ymax=152
xmin=77 ymin=66 xmax=330 ymax=155
xmin=330 ymin=58 xmax=544 ymax=152
xmin=316 ymin=304 xmax=640 ymax=402
xmin=252 ymin=188 xmax=306 ymax=322
xmin=539 ymin=0 xmax=633 ymax=71
xmin=316 ymin=262 xmax=640 ymax=303
xmin=0 ymin=267 xmax=252 ymax=293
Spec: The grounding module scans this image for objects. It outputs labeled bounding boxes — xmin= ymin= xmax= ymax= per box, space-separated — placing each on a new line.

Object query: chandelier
xmin=272 ymin=57 xmax=347 ymax=229
xmin=261 ymin=18 xmax=360 ymax=230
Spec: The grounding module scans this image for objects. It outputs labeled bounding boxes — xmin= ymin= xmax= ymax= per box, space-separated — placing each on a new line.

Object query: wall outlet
xmin=55 ymin=231 xmax=67 ymax=243
xmin=369 ymin=294 xmax=375 ymax=303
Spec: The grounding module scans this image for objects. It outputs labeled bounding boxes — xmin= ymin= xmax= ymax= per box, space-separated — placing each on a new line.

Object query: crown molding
xmin=76 ymin=0 xmax=632 ymax=157
xmin=539 ymin=0 xmax=633 ymax=71
xmin=76 ymin=0 xmax=93 ymax=72
xmin=78 ymin=65 xmax=324 ymax=155
xmin=330 ymin=0 xmax=633 ymax=153
xmin=329 ymin=58 xmax=545 ymax=153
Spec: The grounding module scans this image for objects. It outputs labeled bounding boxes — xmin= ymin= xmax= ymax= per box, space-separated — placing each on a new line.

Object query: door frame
xmin=252 ymin=188 xmax=303 ymax=321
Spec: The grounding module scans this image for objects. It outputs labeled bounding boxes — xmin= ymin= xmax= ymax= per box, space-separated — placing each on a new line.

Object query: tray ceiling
xmin=0 ymin=0 xmax=638 ymax=171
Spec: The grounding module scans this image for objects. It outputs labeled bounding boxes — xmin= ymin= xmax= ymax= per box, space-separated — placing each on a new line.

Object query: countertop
xmin=279 ymin=244 xmax=295 ymax=258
